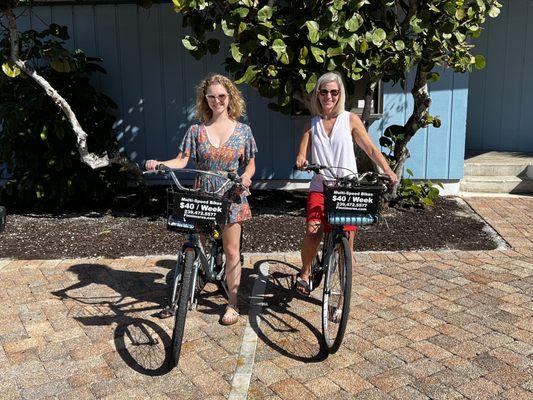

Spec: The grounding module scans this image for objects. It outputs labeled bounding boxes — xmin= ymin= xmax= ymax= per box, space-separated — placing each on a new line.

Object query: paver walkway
xmin=0 ymin=197 xmax=532 ymax=400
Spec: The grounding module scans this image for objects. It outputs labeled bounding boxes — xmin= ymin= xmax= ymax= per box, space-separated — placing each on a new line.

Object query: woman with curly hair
xmin=146 ymin=73 xmax=257 ymax=325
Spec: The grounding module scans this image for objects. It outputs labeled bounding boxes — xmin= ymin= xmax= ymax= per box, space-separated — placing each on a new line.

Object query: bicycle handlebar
xmin=294 ymin=163 xmax=391 ymax=185
xmin=143 ymin=163 xmax=246 ymax=196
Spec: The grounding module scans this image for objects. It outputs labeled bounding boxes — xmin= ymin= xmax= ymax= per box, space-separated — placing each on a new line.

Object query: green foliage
xmin=399 ymin=168 xmax=444 ymax=208
xmin=0 ymin=25 xmax=127 ymax=211
xmin=173 ymin=0 xmax=502 ymax=113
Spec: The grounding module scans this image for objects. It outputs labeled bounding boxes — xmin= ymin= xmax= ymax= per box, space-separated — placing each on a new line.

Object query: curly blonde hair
xmin=195 ymin=74 xmax=246 ymax=123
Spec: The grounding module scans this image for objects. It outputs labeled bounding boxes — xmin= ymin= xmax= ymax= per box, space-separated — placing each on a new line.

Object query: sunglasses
xmin=319 ymin=89 xmax=340 ymax=97
xmin=205 ymin=93 xmax=229 ymax=102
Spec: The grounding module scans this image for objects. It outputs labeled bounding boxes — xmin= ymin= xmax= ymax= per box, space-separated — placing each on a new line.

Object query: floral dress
xmin=179 ymin=122 xmax=258 ymax=223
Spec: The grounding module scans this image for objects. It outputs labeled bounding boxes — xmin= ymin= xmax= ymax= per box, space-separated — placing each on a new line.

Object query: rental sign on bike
xmin=172 ymin=192 xmax=229 ymax=224
xmin=324 ymin=186 xmax=381 ymax=215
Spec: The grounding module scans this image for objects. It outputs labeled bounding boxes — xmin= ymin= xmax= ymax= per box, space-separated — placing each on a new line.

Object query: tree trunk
xmin=355 ymin=79 xmax=377 ymax=173
xmin=391 ymin=63 xmax=430 ymax=198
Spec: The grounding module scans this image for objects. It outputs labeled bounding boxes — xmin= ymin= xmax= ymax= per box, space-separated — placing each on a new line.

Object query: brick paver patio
xmin=0 ymin=197 xmax=532 ymax=399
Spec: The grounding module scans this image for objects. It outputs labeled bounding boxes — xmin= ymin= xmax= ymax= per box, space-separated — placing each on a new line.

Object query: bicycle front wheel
xmin=170 ymin=249 xmax=194 ymax=368
xmin=322 ymin=234 xmax=352 ymax=354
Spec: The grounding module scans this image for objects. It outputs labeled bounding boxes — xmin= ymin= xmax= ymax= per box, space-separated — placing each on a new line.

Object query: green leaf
xmin=344 ymin=14 xmax=362 ymax=32
xmin=230 ymin=43 xmax=243 ymax=62
xmin=360 ymin=37 xmax=368 ymax=53
xmin=326 ymin=46 xmax=343 ymax=57
xmin=327 ymin=59 xmax=337 ymax=71
xmin=221 ymin=19 xmax=234 ymax=37
xmin=172 ymin=0 xmax=185 ymax=12
xmin=474 ymin=54 xmax=486 ymax=70
xmin=443 ymin=2 xmax=456 ymax=15
xmin=2 ymin=61 xmax=21 ymax=78
xmin=454 ymin=31 xmax=466 ymax=43
xmin=257 ymin=34 xmax=269 ymax=46
xmin=233 ymin=7 xmax=249 ymax=18
xmin=394 ymin=40 xmax=405 ymax=51
xmin=371 ymin=28 xmax=386 ymax=46
xmin=182 ymin=36 xmax=199 ymax=51
xmin=271 ymin=38 xmax=287 ymax=60
xmin=410 ymin=17 xmax=423 ymax=33
xmin=310 ymin=46 xmax=326 ymax=63
xmin=299 ymin=47 xmax=309 ymax=65
xmin=455 ymin=8 xmax=465 ymax=20
xmin=306 ymin=74 xmax=317 ymax=93
xmin=384 ymin=125 xmax=404 ymax=138
xmin=40 ymin=126 xmax=48 ymax=141
xmin=238 ymin=22 xmax=247 ymax=35
xmin=488 ymin=5 xmax=500 ymax=18
xmin=257 ymin=5 xmax=273 ymax=22
xmin=427 ymin=72 xmax=440 ymax=83
xmin=235 ymin=65 xmax=258 ymax=84
xmin=305 ymin=21 xmax=320 ymax=44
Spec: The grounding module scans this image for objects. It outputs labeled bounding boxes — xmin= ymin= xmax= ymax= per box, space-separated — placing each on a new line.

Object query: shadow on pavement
xmin=249 ymin=259 xmax=328 ymax=363
xmin=52 ymin=263 xmax=173 ymax=376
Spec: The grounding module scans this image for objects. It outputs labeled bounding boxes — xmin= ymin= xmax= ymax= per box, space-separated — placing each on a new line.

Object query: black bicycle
xmin=144 ymin=165 xmax=245 ymax=368
xmin=298 ymin=163 xmax=389 ymax=353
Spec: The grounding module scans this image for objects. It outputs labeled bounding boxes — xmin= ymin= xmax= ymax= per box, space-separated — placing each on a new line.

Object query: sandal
xmin=294 ymin=273 xmax=311 ymax=296
xmin=157 ymin=306 xmax=175 ymax=319
xmin=221 ymin=304 xmax=240 ymax=326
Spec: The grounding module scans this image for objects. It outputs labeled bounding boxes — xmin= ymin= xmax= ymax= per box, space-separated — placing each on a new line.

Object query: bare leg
xmin=348 ymin=230 xmax=355 ymax=263
xmin=222 ymin=222 xmax=242 ymax=307
xmin=300 ymin=222 xmax=323 ymax=282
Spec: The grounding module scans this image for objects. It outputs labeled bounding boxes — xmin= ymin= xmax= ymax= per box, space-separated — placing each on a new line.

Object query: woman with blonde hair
xmin=146 ymin=73 xmax=257 ymax=324
xmin=294 ymin=71 xmax=397 ymax=295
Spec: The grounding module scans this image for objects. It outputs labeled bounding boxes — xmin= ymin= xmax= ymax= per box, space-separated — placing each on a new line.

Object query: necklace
xmin=322 ymin=114 xmax=335 ymax=120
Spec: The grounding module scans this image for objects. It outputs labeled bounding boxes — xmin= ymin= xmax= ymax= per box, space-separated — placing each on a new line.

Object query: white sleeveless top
xmin=310 ymin=111 xmax=358 ymax=192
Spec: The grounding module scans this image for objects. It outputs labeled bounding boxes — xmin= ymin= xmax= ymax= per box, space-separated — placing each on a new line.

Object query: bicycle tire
xmin=169 ymin=249 xmax=194 ymax=368
xmin=322 ymin=234 xmax=352 ymax=354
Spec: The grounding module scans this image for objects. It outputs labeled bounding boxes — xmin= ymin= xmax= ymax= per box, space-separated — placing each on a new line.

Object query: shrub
xmin=0 ymin=25 xmax=127 ymax=211
xmin=399 ymin=168 xmax=443 ymax=208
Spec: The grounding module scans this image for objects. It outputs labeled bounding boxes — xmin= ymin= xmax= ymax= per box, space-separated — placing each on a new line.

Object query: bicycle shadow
xmin=51 ymin=262 xmax=173 ymax=376
xmin=247 ymin=259 xmax=328 ymax=363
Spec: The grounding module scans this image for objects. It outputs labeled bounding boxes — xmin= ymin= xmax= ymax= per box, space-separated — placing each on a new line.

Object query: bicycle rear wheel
xmin=322 ymin=234 xmax=352 ymax=353
xmin=169 ymin=249 xmax=194 ymax=368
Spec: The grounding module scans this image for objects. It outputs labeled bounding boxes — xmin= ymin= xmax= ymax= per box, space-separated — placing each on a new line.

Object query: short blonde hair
xmin=195 ymin=74 xmax=246 ymax=123
xmin=309 ymin=71 xmax=346 ymax=117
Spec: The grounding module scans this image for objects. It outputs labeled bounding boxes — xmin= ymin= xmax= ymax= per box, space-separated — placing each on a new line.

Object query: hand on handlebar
xmin=384 ymin=170 xmax=398 ymax=186
xmin=295 ymin=156 xmax=309 ymax=170
xmin=145 ymin=159 xmax=160 ymax=171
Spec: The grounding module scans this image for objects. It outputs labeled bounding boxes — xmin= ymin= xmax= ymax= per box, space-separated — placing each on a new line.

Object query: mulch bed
xmin=0 ymin=191 xmax=502 ymax=260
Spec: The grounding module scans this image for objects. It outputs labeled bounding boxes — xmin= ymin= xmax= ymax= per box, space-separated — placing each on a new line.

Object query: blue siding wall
xmin=467 ymin=0 xmax=533 ymax=152
xmin=14 ymin=3 xmax=469 ymax=180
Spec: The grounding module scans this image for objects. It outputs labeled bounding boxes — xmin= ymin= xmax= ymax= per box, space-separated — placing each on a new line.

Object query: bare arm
xmin=145 ymin=152 xmax=190 ymax=171
xmin=295 ymin=119 xmax=312 ymax=169
xmin=350 ymin=113 xmax=398 ymax=184
xmin=241 ymin=158 xmax=255 ymax=187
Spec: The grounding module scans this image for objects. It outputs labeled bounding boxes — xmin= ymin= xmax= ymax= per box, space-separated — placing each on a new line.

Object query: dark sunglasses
xmin=318 ymin=89 xmax=340 ymax=97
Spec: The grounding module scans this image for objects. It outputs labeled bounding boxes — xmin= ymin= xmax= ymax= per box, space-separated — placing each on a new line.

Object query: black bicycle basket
xmin=323 ymin=181 xmax=384 ymax=226
xmin=166 ymin=187 xmax=230 ymax=232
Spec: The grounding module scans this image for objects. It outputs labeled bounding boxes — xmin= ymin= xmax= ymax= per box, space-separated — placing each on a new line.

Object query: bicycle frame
xmin=143 ymin=166 xmax=242 ymax=312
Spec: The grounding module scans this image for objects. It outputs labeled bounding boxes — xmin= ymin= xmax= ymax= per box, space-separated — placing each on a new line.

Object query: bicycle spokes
xmin=322 ymin=236 xmax=352 ymax=353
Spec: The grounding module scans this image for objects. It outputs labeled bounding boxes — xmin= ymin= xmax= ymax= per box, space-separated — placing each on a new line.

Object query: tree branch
xmin=401 ymin=0 xmax=417 ymax=34
xmin=3 ymin=5 xmax=145 ymax=192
